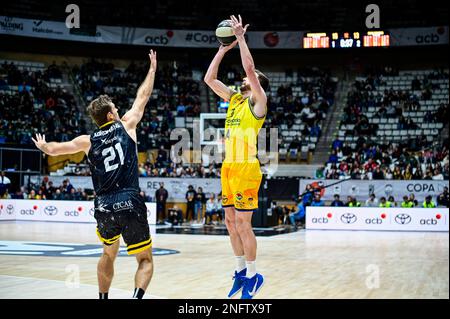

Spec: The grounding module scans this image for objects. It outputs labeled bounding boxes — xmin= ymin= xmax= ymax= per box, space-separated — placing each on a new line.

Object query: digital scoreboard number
xmin=303 ymin=31 xmax=390 ymax=48
xmin=303 ymin=33 xmax=330 ymax=49
xmin=331 ymin=32 xmax=362 ymax=48
xmin=363 ymin=31 xmax=390 ymax=47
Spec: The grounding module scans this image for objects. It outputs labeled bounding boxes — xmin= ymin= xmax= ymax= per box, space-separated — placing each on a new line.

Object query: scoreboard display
xmin=303 ymin=31 xmax=390 ymax=48
xmin=303 ymin=33 xmax=330 ymax=49
xmin=331 ymin=32 xmax=362 ymax=48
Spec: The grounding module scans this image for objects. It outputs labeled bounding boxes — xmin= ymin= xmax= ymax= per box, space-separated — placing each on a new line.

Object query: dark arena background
xmin=0 ymin=0 xmax=448 ymax=308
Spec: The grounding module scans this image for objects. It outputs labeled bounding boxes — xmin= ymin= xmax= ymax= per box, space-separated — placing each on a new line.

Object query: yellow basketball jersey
xmin=224 ymin=92 xmax=266 ymax=163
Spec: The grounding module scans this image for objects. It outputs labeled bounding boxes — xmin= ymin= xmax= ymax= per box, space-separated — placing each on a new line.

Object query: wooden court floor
xmin=0 ymin=221 xmax=448 ymax=299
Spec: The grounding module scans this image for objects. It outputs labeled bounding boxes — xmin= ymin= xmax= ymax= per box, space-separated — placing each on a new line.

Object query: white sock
xmin=246 ymin=260 xmax=256 ymax=278
xmin=235 ymin=256 xmax=246 ymax=272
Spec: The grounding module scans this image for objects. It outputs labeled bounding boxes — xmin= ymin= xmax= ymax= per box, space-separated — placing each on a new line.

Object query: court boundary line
xmin=0 ymin=274 xmax=166 ymax=299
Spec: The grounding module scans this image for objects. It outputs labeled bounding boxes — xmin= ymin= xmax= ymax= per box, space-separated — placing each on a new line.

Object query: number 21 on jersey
xmin=102 ymin=142 xmax=124 ymax=172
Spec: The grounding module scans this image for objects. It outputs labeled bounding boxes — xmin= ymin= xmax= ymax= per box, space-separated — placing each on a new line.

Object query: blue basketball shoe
xmin=241 ymin=273 xmax=264 ymax=299
xmin=227 ymin=268 xmax=247 ymax=298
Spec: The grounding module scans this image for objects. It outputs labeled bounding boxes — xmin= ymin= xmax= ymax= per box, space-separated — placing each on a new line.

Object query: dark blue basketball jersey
xmin=88 ymin=121 xmax=139 ymax=196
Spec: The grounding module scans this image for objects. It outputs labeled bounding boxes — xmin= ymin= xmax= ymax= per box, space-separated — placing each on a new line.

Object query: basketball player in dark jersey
xmin=32 ymin=50 xmax=157 ymax=299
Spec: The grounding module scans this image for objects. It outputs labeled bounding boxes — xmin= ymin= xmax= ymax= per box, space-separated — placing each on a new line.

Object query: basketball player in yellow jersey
xmin=204 ymin=15 xmax=269 ymax=299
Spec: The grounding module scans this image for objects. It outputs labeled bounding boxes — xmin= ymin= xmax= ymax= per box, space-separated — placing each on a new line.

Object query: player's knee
xmin=102 ymin=250 xmax=117 ymax=262
xmin=235 ymin=216 xmax=252 ymax=233
xmin=136 ymin=250 xmax=153 ymax=265
xmin=225 ymin=219 xmax=237 ymax=233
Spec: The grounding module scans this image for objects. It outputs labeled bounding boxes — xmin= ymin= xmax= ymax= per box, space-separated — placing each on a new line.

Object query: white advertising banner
xmin=30 ymin=176 xmax=222 ymax=202
xmin=389 ymin=26 xmax=449 ymax=46
xmin=0 ymin=200 xmax=15 ymax=221
xmin=0 ymin=199 xmax=156 ymax=224
xmin=0 ymin=16 xmax=102 ymax=43
xmin=306 ymin=206 xmax=449 ymax=232
xmin=299 ymin=179 xmax=449 ymax=202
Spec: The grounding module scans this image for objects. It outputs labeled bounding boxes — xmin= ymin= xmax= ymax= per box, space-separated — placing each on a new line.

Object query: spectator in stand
xmin=379 ymin=197 xmax=392 ymax=208
xmin=365 ymin=193 xmax=379 ymax=207
xmin=422 ymin=195 xmax=436 ymax=208
xmin=155 ymin=182 xmax=169 ymax=224
xmin=61 ymin=179 xmax=74 ymax=195
xmin=168 ymin=205 xmax=183 ymax=226
xmin=393 ymin=167 xmax=403 ymax=180
xmin=185 ymin=185 xmax=196 ymax=222
xmin=401 ymin=195 xmax=414 ymax=208
xmin=204 ymin=193 xmax=218 ymax=225
xmin=194 ymin=187 xmax=206 ymax=223
xmin=384 ymin=168 xmax=393 ymax=180
xmin=156 ymin=146 xmax=168 ymax=168
xmin=346 ymin=196 xmax=361 ymax=207
xmin=289 ymin=197 xmax=305 ymax=230
xmin=45 ymin=181 xmax=56 ymax=200
xmin=388 ymin=196 xmax=397 ymax=207
xmin=372 ymin=167 xmax=385 ymax=180
xmin=310 ymin=121 xmax=321 ymax=138
xmin=330 ymin=194 xmax=345 ymax=206
xmin=332 ymin=137 xmax=343 ymax=151
xmin=432 ymin=168 xmax=444 ymax=180
xmin=437 ymin=187 xmax=449 ymax=208
xmin=28 ymin=189 xmax=37 ymax=200
xmin=54 ymin=189 xmax=63 ymax=200
xmin=409 ymin=194 xmax=418 ymax=207
xmin=0 ymin=171 xmax=11 ymax=197
xmin=1 ymin=189 xmax=11 ymax=199
xmin=327 ymin=150 xmax=339 ymax=164
xmin=311 ymin=194 xmax=325 ymax=206
xmin=302 ymin=184 xmax=314 ymax=206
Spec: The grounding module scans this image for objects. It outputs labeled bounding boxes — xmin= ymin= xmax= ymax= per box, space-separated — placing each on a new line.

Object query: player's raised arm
xmin=32 ymin=133 xmax=91 ymax=156
xmin=230 ymin=15 xmax=267 ymax=118
xmin=122 ymin=50 xmax=157 ymax=129
xmin=204 ymin=41 xmax=238 ymax=101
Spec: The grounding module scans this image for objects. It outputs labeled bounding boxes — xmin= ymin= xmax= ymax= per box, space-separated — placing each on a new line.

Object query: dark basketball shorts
xmin=94 ymin=190 xmax=152 ymax=255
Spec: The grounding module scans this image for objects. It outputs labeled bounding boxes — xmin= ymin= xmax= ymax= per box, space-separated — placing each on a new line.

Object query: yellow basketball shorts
xmin=221 ymin=161 xmax=262 ymax=211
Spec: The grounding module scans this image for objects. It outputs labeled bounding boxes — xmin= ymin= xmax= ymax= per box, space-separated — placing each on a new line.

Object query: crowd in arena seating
xmin=0 ymin=61 xmax=87 ymax=144
xmin=267 ymin=67 xmax=337 ymax=142
xmin=322 ymin=66 xmax=449 ymax=180
xmin=3 ymin=177 xmax=91 ymax=201
xmin=322 ymin=138 xmax=449 ymax=180
xmin=73 ymin=59 xmax=201 ymax=152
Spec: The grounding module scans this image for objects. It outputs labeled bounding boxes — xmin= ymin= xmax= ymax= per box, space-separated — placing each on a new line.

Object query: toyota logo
xmin=395 ymin=213 xmax=412 ymax=225
xmin=340 ymin=213 xmax=357 ymax=224
xmin=44 ymin=206 xmax=58 ymax=216
xmin=6 ymin=204 xmax=14 ymax=215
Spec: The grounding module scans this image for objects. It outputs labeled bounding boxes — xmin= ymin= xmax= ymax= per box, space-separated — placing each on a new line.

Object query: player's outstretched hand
xmin=230 ymin=14 xmax=249 ymax=38
xmin=149 ymin=49 xmax=157 ymax=72
xmin=32 ymin=133 xmax=47 ymax=151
